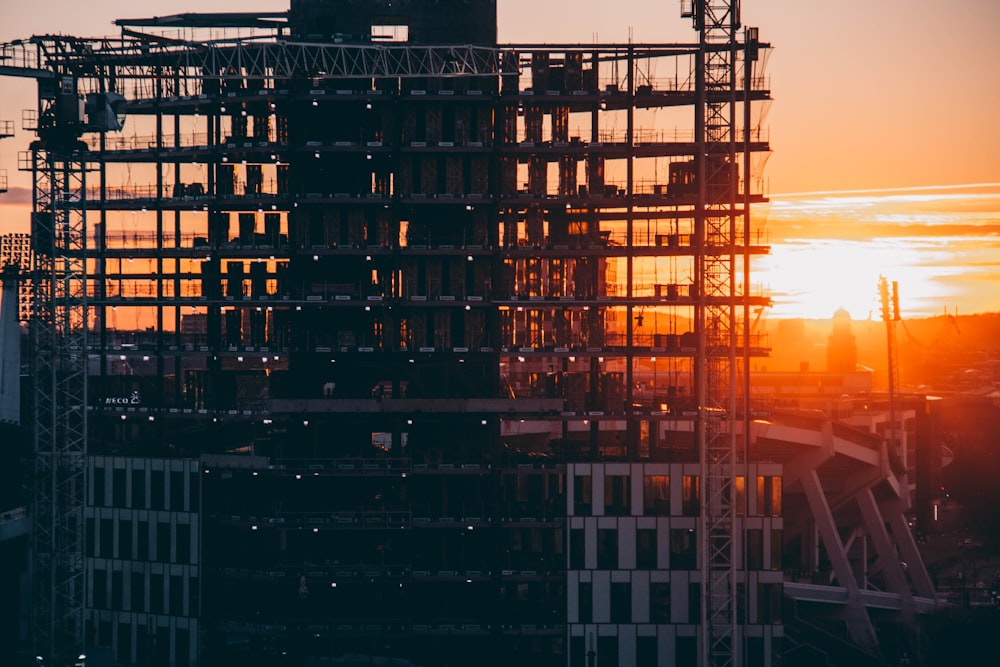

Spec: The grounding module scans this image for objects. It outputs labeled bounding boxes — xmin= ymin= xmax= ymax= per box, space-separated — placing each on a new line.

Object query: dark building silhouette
xmin=826 ymin=307 xmax=858 ymax=374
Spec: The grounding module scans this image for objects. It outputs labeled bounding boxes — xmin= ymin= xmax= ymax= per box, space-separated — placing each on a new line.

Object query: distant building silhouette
xmin=827 ymin=307 xmax=858 ymax=373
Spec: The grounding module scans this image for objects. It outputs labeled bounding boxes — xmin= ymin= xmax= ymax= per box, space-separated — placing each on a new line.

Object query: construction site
xmin=0 ymin=1 xmax=942 ymax=666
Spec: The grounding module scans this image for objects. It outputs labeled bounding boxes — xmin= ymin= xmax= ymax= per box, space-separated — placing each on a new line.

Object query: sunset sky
xmin=1 ymin=0 xmax=998 ymax=319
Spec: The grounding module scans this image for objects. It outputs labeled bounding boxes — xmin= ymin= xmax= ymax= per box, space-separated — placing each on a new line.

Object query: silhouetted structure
xmin=0 ymin=3 xmax=816 ymax=666
xmin=827 ymin=308 xmax=858 ymax=374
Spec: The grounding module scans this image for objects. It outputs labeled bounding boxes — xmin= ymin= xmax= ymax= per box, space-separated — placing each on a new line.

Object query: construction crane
xmin=1 ymin=36 xmax=126 ymax=667
xmin=682 ymin=1 xmax=765 ymax=665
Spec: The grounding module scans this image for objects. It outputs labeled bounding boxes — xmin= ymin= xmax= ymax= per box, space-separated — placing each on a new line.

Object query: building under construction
xmin=0 ymin=2 xmax=939 ymax=667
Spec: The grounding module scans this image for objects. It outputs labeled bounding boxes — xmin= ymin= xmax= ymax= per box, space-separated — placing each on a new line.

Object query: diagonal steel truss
xmin=29 ymin=148 xmax=88 ymax=665
xmin=10 ymin=37 xmax=519 ymax=84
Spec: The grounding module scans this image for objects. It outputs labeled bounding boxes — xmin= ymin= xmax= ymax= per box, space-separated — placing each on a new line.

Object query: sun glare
xmin=758 ymin=238 xmax=956 ymax=321
xmin=759 ymin=184 xmax=1000 ymax=320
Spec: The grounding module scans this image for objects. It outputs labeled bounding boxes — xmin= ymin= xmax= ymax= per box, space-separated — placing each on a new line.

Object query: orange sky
xmin=2 ymin=0 xmax=999 ymax=318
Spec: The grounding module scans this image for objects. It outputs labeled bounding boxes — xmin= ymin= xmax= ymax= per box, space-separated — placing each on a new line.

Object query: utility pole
xmin=879 ymin=276 xmax=902 ymax=469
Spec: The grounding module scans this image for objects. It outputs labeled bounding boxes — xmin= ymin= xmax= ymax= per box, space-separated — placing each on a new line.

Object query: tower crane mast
xmin=0 ymin=36 xmax=118 ymax=666
xmin=682 ymin=1 xmax=761 ymax=665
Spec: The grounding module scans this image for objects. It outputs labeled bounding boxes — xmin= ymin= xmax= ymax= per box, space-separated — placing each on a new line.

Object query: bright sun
xmin=757 ymin=237 xmax=955 ymax=320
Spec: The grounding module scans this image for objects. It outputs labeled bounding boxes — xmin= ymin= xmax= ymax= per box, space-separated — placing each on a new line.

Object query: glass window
xmin=118 ymin=519 xmax=133 ymax=560
xmin=597 ymin=528 xmax=618 ymax=570
xmin=688 ymin=582 xmax=701 ymax=623
xmin=597 ymin=637 xmax=618 ymax=667
xmin=100 ymin=518 xmax=113 ymax=558
xmin=637 ymin=636 xmax=657 ymax=667
xmin=649 ymin=582 xmax=671 ymax=623
xmin=604 ymin=475 xmax=629 ymax=516
xmin=748 ymin=637 xmax=765 ymax=667
xmin=176 ymin=523 xmax=191 ymax=565
xmin=757 ymin=475 xmax=782 ymax=517
xmin=643 ymin=475 xmax=670 ymax=515
xmin=86 ymin=518 xmax=95 ymax=558
xmin=189 ymin=472 xmax=200 ymax=511
xmin=131 ymin=468 xmax=146 ymax=509
xmin=610 ymin=582 xmax=631 ymax=623
xmin=93 ymin=567 xmax=107 ymax=609
xmin=170 ymin=575 xmax=184 ymax=616
xmin=677 ymin=637 xmax=697 ymax=665
xmin=579 ymin=581 xmax=593 ymax=623
xmin=176 ymin=627 xmax=191 ymax=667
xmin=682 ymin=475 xmax=700 ymax=516
xmin=151 ymin=470 xmax=165 ymax=511
xmin=574 ymin=475 xmax=592 ymax=515
xmin=137 ymin=520 xmax=149 ymax=560
xmin=117 ymin=622 xmax=131 ymax=663
xmin=636 ymin=528 xmax=657 ymax=569
xmin=570 ymin=528 xmax=585 ymax=570
xmin=170 ymin=471 xmax=185 ymax=512
xmin=157 ymin=521 xmax=171 ymax=562
xmin=747 ymin=529 xmax=763 ymax=570
xmin=93 ymin=466 xmax=105 ymax=507
xmin=670 ymin=528 xmax=696 ymax=570
xmin=189 ymin=576 xmax=200 ymax=617
xmin=111 ymin=569 xmax=123 ymax=610
xmin=570 ymin=637 xmax=585 ymax=667
xmin=770 ymin=476 xmax=782 ymax=516
xmin=758 ymin=582 xmax=782 ymax=624
xmin=735 ymin=476 xmax=746 ymax=516
xmin=130 ymin=572 xmax=145 ymax=612
xmin=113 ymin=469 xmax=126 ymax=508
xmin=150 ymin=573 xmax=164 ymax=614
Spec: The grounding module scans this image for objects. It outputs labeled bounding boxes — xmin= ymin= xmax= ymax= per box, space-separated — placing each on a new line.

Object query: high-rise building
xmin=1 ymin=2 xmax=796 ymax=666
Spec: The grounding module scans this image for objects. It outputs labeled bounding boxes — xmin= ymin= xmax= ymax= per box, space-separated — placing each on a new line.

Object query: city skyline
xmin=2 ymin=0 xmax=998 ymax=319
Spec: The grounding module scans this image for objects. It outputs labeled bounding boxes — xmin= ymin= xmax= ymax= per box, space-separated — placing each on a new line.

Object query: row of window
xmin=87 ymin=517 xmax=195 ymax=565
xmin=91 ymin=618 xmax=194 ymax=667
xmin=568 ymin=527 xmax=782 ymax=571
xmin=91 ymin=568 xmax=198 ymax=618
xmin=575 ymin=581 xmax=782 ymax=626
xmin=92 ymin=467 xmax=200 ymax=513
xmin=574 ymin=475 xmax=782 ymax=517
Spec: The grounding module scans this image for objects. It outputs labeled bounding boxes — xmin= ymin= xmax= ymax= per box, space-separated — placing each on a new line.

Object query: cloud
xmin=1 ymin=186 xmax=32 ymax=206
